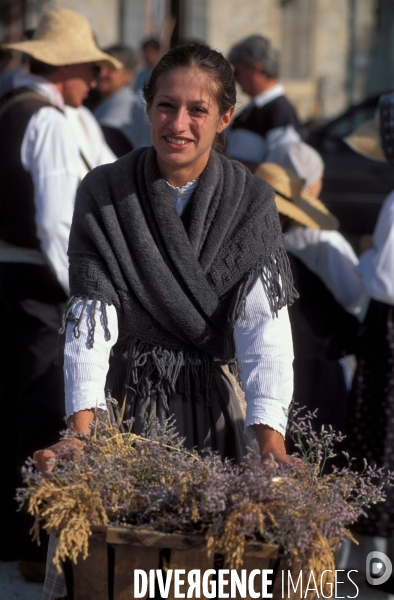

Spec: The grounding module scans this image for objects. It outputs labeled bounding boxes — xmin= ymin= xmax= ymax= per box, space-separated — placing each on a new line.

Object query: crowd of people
xmin=0 ymin=7 xmax=393 ymax=598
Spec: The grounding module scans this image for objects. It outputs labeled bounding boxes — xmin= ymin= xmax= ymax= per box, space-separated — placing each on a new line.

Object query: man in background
xmin=227 ymin=34 xmax=301 ymax=163
xmin=134 ymin=37 xmax=161 ymax=92
xmin=0 ymin=8 xmax=119 ymax=576
xmin=94 ymin=43 xmax=151 ymax=155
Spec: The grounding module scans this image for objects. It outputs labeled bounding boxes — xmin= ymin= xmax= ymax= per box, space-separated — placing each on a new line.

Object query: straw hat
xmin=345 ymin=92 xmax=394 ymax=164
xmin=2 ymin=9 xmax=122 ymax=70
xmin=344 ymin=110 xmax=386 ymax=162
xmin=255 ymin=163 xmax=339 ymax=230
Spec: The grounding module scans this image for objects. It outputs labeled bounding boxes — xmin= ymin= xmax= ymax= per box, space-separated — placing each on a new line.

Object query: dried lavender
xmin=17 ymin=411 xmax=394 ymax=575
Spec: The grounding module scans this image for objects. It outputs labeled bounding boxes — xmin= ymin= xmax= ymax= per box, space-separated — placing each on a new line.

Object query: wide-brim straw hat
xmin=255 ymin=162 xmax=339 ymax=230
xmin=344 ymin=110 xmax=386 ymax=162
xmin=3 ymin=8 xmax=122 ymax=70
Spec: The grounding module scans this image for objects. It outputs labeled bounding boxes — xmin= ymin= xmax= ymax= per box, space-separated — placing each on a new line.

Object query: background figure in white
xmin=342 ymin=96 xmax=394 ymax=577
xmin=64 ymin=104 xmax=116 ymax=175
xmin=256 ymin=162 xmax=361 ymax=438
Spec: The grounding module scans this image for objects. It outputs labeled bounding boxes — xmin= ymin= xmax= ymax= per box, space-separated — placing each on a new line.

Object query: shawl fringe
xmin=228 ymin=245 xmax=298 ymax=326
xmin=56 ymin=295 xmax=111 ymax=365
xmin=120 ymin=337 xmax=214 ymax=410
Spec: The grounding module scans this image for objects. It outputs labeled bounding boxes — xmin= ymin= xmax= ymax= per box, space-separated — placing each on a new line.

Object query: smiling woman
xmin=35 ymin=43 xmax=300 ymax=598
xmin=34 ymin=43 xmax=298 ymax=473
xmin=146 ymin=67 xmax=233 ymax=186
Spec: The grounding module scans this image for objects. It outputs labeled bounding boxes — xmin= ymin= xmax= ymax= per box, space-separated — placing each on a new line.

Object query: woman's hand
xmin=33 ymin=409 xmax=95 ymax=474
xmin=252 ymin=423 xmax=302 ymax=466
xmin=33 ymin=438 xmax=85 ymax=475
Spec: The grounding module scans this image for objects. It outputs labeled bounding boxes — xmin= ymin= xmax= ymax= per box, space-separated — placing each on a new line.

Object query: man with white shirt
xmin=227 ymin=35 xmax=301 ymax=164
xmin=0 ymin=8 xmax=119 ymax=569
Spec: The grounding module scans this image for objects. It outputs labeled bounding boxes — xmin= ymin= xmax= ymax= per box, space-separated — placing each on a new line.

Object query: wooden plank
xmin=105 ymin=526 xmax=206 ymax=550
xmin=72 ymin=536 xmax=109 ymax=600
xmin=166 ymin=546 xmax=215 ymax=600
xmin=113 ymin=545 xmax=160 ymax=600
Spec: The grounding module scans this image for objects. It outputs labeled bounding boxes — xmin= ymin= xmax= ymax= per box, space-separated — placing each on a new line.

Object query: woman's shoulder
xmin=80 ymin=146 xmax=148 ymax=191
xmin=216 ymin=151 xmax=274 ymax=198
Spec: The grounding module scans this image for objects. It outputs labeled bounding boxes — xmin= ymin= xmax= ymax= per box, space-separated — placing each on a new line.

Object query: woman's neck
xmin=156 ymin=155 xmax=207 ymax=188
xmin=161 ymin=168 xmax=198 ymax=188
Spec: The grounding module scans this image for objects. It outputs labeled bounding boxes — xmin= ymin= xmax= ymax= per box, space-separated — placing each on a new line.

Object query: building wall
xmin=121 ymin=0 xmax=146 ymax=49
xmin=205 ymin=0 xmax=279 ymax=51
xmin=351 ymin=0 xmax=377 ymax=102
xmin=53 ymin=0 xmax=119 ymax=46
xmin=22 ymin=0 xmax=119 ymax=46
xmin=183 ymin=0 xmax=376 ymax=121
xmin=312 ymin=0 xmax=350 ymax=118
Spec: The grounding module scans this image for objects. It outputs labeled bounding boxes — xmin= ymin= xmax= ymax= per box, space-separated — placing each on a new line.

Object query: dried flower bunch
xmin=17 ymin=409 xmax=393 ymax=591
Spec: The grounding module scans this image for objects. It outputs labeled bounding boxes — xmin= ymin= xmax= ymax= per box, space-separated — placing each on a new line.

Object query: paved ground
xmin=0 ymin=561 xmax=43 ymax=600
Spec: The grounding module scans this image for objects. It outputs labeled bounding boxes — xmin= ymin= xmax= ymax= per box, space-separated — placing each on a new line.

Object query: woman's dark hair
xmin=143 ymin=43 xmax=236 ymax=153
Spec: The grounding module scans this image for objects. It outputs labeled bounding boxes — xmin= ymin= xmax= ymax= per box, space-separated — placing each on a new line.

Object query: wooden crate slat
xmin=69 ymin=526 xmax=286 ymax=600
xmin=166 ymin=546 xmax=215 ymax=600
xmin=72 ymin=536 xmax=109 ymax=600
xmin=113 ymin=545 xmax=160 ymax=600
xmin=105 ymin=526 xmax=206 ymax=550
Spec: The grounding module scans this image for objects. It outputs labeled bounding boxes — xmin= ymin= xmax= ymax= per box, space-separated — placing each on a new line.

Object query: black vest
xmin=232 ymin=95 xmax=300 ymax=138
xmin=287 ymin=252 xmax=359 ymax=360
xmin=0 ymin=88 xmax=53 ymax=250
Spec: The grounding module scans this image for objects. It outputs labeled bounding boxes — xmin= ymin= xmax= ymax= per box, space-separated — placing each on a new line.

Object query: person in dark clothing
xmin=255 ymin=163 xmax=360 ymax=436
xmin=227 ymin=34 xmax=301 ymax=165
xmin=343 ymin=93 xmax=394 ymax=542
xmin=0 ymin=8 xmax=119 ymax=574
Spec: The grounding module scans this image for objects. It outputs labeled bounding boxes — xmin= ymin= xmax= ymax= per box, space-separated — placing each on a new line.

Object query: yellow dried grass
xmin=27 ymin=481 xmax=108 ymax=573
xmin=207 ymin=502 xmax=265 ymax=569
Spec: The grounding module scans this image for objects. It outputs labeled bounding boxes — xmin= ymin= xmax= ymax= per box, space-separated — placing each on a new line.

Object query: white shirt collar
xmin=253 ymin=83 xmax=285 ymax=108
xmin=13 ymin=72 xmax=65 ymax=111
xmin=164 ymin=179 xmax=199 ymax=216
xmin=164 ymin=179 xmax=198 ymax=197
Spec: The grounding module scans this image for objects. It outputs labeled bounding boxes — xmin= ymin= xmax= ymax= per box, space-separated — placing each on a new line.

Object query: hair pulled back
xmin=143 ymin=43 xmax=236 ymax=153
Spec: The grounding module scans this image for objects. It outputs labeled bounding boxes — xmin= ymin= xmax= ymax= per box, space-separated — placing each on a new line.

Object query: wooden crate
xmin=62 ymin=525 xmax=294 ymax=600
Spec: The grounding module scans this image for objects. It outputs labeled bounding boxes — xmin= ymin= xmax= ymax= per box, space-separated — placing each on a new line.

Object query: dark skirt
xmin=117 ymin=362 xmax=248 ymax=465
xmin=346 ymin=299 xmax=394 ymax=536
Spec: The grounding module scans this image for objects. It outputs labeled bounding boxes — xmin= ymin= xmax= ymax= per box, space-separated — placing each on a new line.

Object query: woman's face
xmin=147 ymin=67 xmax=234 ymax=184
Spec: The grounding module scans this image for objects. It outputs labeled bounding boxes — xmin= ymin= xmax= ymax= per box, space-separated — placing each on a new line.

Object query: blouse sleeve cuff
xmin=245 ymin=400 xmax=289 ymax=437
xmin=65 ymin=381 xmax=108 ymax=419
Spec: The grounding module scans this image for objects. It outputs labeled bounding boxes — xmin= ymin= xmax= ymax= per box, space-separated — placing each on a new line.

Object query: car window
xmin=328 ymin=106 xmax=376 ymax=138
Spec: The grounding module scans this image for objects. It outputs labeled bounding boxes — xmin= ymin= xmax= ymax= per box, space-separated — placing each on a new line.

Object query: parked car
xmin=307 ymin=92 xmax=394 ymax=236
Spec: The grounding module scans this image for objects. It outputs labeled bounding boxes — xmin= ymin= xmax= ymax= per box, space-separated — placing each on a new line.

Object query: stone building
xmin=0 ymin=0 xmax=385 ymax=121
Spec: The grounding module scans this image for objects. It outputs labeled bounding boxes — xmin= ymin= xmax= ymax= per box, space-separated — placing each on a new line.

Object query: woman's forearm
xmin=67 ymin=409 xmax=96 ymax=434
xmin=252 ymin=423 xmax=286 ymax=460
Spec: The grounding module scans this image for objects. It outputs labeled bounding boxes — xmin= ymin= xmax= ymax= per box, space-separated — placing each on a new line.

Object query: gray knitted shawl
xmin=61 ymin=146 xmax=296 ymax=402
